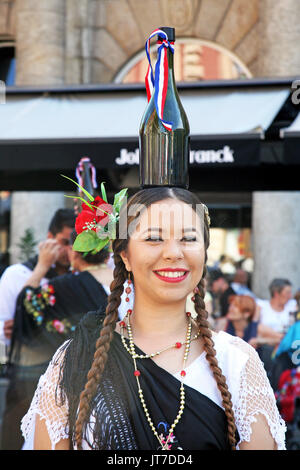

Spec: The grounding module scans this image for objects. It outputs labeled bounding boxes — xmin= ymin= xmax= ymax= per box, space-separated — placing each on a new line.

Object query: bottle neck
xmin=157 ymin=41 xmax=175 ymax=81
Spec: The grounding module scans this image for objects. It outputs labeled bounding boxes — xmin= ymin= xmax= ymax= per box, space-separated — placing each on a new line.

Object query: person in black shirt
xmin=210 ymin=270 xmax=236 ymax=318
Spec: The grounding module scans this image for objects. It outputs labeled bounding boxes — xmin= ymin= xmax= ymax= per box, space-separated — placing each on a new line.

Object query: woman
xmin=21 ymin=188 xmax=286 ymax=450
xmin=3 ymin=230 xmax=112 ymax=450
xmin=217 ymin=295 xmax=283 ymax=348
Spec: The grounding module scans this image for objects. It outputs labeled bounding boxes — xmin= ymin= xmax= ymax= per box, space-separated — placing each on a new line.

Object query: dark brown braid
xmin=74 ymin=248 xmax=127 ymax=449
xmin=193 ymin=264 xmax=237 ymax=450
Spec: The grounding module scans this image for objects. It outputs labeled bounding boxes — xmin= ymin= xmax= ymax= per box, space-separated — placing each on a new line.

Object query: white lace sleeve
xmin=21 ymin=341 xmax=71 ymax=450
xmin=228 ymin=336 xmax=287 ymax=450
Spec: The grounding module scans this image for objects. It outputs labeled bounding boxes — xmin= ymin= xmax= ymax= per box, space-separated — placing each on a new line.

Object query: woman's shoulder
xmin=212 ymin=330 xmax=255 ymax=359
xmin=211 ymin=330 xmax=258 ymax=380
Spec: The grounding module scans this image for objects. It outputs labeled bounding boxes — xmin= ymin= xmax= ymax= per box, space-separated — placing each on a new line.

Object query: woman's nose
xmin=162 ymin=239 xmax=184 ymax=260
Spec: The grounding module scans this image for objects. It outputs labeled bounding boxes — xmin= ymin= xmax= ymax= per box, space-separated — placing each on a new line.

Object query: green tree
xmin=17 ymin=228 xmax=38 ymax=262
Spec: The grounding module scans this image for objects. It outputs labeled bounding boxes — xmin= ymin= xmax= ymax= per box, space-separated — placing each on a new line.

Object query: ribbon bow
xmin=145 ymin=28 xmax=174 ymax=132
xmin=75 ymin=157 xmax=97 ymax=190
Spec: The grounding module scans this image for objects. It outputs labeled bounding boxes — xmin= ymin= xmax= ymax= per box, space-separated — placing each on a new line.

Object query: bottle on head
xmin=139 ymin=26 xmax=190 ymax=189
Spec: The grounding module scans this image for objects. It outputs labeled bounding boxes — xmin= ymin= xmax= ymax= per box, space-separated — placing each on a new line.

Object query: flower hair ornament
xmin=62 ymin=174 xmax=128 ymax=255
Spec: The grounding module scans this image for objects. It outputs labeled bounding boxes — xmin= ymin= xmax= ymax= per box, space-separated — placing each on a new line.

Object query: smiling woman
xmin=21 ymin=187 xmax=286 ymax=451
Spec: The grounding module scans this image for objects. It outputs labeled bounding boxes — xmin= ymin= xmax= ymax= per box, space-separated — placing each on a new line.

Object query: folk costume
xmin=21 ymin=27 xmax=286 ymax=451
xmin=2 ymin=270 xmax=108 ymax=449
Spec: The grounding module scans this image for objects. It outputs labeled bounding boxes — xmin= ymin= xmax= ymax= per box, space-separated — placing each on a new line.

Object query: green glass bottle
xmin=139 ymin=26 xmax=190 ymax=189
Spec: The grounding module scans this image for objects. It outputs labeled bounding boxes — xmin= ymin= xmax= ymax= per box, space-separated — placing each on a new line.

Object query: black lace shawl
xmin=58 ymin=311 xmax=233 ymax=450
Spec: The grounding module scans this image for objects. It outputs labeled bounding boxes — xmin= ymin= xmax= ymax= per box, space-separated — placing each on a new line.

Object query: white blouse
xmin=21 ymin=330 xmax=286 ymax=450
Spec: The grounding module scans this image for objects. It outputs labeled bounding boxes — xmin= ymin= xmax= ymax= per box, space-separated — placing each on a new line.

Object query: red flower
xmin=76 ymin=197 xmax=113 ymax=233
xmin=48 ymin=285 xmax=55 ymax=294
xmin=75 ymin=210 xmax=97 ymax=234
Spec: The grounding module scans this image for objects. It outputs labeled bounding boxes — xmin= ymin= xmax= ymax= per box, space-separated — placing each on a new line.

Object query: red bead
xmin=125 ymin=297 xmax=130 ymax=302
xmin=134 ymin=370 xmax=140 ymax=377
xmin=193 ymin=287 xmax=199 ymax=294
xmin=119 ymin=321 xmax=126 ymax=327
xmin=191 ymin=296 xmax=195 ymax=302
xmin=175 ymin=342 xmax=182 ymax=349
xmin=125 ymin=287 xmax=132 ymax=294
xmin=186 ymin=312 xmax=191 ymax=317
xmin=180 ymin=370 xmax=186 ymax=377
xmin=127 ymin=279 xmax=132 ymax=285
xmin=127 ymin=309 xmax=132 ymax=315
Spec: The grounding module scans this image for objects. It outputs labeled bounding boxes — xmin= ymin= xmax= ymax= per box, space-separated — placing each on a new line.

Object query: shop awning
xmin=0 ymin=81 xmax=290 ymax=171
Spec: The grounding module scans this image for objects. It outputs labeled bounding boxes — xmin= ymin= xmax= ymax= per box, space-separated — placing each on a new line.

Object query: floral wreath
xmin=62 ymin=175 xmax=128 ymax=255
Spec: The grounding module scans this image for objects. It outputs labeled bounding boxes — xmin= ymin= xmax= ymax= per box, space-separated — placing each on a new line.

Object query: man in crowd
xmin=231 ymin=269 xmax=256 ymax=298
xmin=0 ymin=208 xmax=75 ymax=450
xmin=257 ymin=278 xmax=297 ymax=334
xmin=0 ymin=209 xmax=75 ymax=345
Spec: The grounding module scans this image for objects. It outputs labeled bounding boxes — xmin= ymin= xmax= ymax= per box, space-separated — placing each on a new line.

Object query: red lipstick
xmin=153 ymin=268 xmax=189 ymax=283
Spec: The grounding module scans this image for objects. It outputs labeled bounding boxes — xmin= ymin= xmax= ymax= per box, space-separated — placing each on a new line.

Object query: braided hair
xmin=74 ymin=187 xmax=236 ymax=450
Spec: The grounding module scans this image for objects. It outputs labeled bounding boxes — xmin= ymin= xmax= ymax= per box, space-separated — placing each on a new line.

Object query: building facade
xmin=0 ymin=0 xmax=299 ymax=298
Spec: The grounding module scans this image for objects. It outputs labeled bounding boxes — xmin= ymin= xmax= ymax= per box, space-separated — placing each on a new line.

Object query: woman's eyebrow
xmin=140 ymin=227 xmax=197 ymax=235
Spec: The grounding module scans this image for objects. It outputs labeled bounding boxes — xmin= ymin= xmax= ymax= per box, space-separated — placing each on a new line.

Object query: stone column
xmin=9 ymin=1 xmax=68 ymax=264
xmin=252 ymin=1 xmax=300 ymax=298
xmin=257 ymin=0 xmax=300 ymax=77
xmin=10 ymin=192 xmax=66 ymax=264
xmin=252 ymin=193 xmax=300 ymax=299
xmin=15 ymin=0 xmax=65 ymax=85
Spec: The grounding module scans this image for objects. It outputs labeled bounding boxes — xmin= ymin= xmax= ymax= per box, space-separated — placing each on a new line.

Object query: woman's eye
xmin=145 ymin=236 xmax=162 ymax=242
xmin=182 ymin=236 xmax=197 ymax=242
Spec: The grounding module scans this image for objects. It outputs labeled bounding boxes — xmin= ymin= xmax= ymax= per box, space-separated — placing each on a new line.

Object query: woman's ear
xmin=120 ymin=250 xmax=131 ymax=272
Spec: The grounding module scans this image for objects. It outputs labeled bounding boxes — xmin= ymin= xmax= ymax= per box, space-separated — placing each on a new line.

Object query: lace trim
xmin=225 ymin=334 xmax=286 ymax=450
xmin=21 ymin=341 xmax=70 ymax=450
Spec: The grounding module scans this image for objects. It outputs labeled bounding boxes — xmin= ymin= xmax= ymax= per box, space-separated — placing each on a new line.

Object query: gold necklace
xmin=120 ymin=311 xmax=193 ymax=450
xmin=120 ymin=318 xmax=200 ymax=359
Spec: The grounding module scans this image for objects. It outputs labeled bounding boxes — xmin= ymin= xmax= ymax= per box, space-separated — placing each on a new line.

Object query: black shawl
xmin=60 ymin=311 xmax=233 ymax=450
xmin=10 ymin=271 xmax=108 ymax=366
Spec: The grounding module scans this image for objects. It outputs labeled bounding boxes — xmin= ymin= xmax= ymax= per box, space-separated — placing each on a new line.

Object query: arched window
xmin=114 ymin=38 xmax=251 ymax=83
xmin=0 ymin=42 xmax=16 ymax=85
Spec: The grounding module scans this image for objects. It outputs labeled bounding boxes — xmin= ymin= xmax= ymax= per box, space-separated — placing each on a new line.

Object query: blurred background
xmin=0 ymin=0 xmax=299 ymax=299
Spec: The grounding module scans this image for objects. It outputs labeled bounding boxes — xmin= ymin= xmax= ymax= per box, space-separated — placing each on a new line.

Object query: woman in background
xmin=2 ymin=230 xmax=111 ymax=450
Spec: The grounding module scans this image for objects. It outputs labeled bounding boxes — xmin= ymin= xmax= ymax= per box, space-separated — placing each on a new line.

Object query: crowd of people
xmin=201 ymin=262 xmax=300 ymax=449
xmin=0 ymin=207 xmax=299 ymax=449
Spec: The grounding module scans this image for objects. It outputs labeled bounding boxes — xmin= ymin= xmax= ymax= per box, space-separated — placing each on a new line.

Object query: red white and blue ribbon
xmin=145 ymin=28 xmax=174 ymax=132
xmin=75 ymin=157 xmax=97 ymax=190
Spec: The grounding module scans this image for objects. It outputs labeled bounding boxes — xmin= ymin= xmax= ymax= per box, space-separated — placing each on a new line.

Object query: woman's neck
xmin=231 ymin=318 xmax=248 ymax=334
xmin=270 ymin=298 xmax=285 ymax=312
xmin=130 ymin=292 xmax=189 ymax=340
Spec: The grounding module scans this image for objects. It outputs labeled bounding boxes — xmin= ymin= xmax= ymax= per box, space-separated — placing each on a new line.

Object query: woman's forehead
xmin=130 ymin=199 xmax=205 ymax=235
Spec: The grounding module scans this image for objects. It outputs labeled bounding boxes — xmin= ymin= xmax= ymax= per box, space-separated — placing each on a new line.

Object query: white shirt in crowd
xmin=0 ymin=264 xmax=49 ymax=346
xmin=256 ymin=298 xmax=297 ymax=333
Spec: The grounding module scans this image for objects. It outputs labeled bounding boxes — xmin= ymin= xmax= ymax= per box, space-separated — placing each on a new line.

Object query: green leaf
xmin=72 ymin=230 xmax=99 ymax=252
xmin=113 ymin=188 xmax=128 ymax=213
xmin=91 ymin=237 xmax=110 ymax=255
xmin=64 ymin=195 xmax=94 ymax=211
xmin=101 ymin=182 xmax=108 ymax=203
xmin=61 ymin=174 xmax=94 ymax=202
